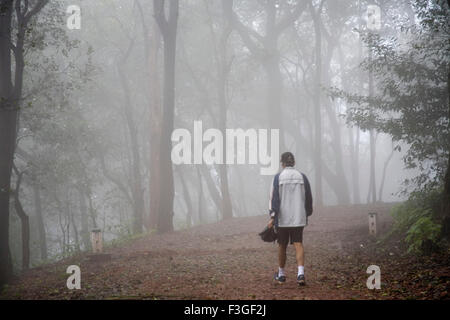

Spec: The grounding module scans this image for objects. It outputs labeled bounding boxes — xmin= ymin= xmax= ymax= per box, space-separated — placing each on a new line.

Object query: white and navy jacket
xmin=269 ymin=167 xmax=313 ymax=228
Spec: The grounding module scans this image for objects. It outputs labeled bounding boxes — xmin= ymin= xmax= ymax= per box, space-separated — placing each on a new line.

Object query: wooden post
xmin=90 ymin=229 xmax=103 ymax=253
xmin=368 ymin=212 xmax=377 ymax=236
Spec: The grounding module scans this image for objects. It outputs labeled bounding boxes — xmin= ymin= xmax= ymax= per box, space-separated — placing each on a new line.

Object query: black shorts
xmin=277 ymin=227 xmax=304 ymax=245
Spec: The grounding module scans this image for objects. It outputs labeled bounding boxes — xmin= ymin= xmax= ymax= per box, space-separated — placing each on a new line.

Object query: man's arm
xmin=269 ymin=173 xmax=281 ymax=222
xmin=302 ymin=173 xmax=313 ymax=216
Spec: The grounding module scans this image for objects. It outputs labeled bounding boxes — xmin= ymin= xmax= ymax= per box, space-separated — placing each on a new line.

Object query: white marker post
xmin=368 ymin=212 xmax=377 ymax=236
xmin=90 ymin=229 xmax=103 ymax=253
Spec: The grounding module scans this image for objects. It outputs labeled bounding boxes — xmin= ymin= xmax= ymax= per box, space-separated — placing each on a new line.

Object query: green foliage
xmin=391 ymin=188 xmax=443 ymax=254
xmin=331 ymin=0 xmax=450 ymax=191
xmin=405 ymin=215 xmax=441 ymax=254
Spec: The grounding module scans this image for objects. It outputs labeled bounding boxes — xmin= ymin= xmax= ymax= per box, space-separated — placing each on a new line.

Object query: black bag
xmin=259 ymin=225 xmax=277 ymax=242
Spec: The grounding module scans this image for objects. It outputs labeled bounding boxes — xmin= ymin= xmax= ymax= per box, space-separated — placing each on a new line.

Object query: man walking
xmin=268 ymin=152 xmax=313 ymax=286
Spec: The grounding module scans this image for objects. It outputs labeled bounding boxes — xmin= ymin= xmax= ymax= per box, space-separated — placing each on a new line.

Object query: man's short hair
xmin=281 ymin=152 xmax=295 ymax=167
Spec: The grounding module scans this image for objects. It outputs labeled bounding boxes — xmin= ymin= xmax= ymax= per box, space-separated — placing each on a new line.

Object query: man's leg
xmin=293 ymin=227 xmax=306 ymax=286
xmin=274 ymin=242 xmax=288 ymax=282
xmin=293 ymin=242 xmax=305 ymax=285
xmin=274 ymin=228 xmax=288 ymax=282
xmin=278 ymin=242 xmax=288 ymax=269
xmin=293 ymin=242 xmax=304 ymax=267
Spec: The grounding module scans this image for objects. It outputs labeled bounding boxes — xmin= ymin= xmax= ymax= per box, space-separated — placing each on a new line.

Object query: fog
xmin=2 ymin=0 xmax=441 ymax=272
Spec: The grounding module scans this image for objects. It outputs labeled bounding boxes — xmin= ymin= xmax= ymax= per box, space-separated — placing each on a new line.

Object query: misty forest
xmin=0 ymin=0 xmax=449 ymax=300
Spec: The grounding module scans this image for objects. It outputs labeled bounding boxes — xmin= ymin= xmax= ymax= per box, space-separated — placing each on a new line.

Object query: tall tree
xmin=117 ymin=38 xmax=146 ymax=234
xmin=176 ymin=167 xmax=192 ymax=228
xmin=135 ymin=0 xmax=162 ymax=231
xmin=33 ymin=177 xmax=47 ymax=260
xmin=0 ymin=0 xmax=49 ymax=289
xmin=309 ymin=0 xmax=324 ymax=206
xmin=205 ymin=1 xmax=233 ymax=220
xmin=12 ymin=164 xmax=29 ymax=269
xmin=147 ymin=18 xmax=162 ymax=231
xmin=223 ymin=0 xmax=308 ymax=153
xmin=367 ymin=45 xmax=377 ymax=204
xmin=153 ymin=0 xmax=179 ymax=233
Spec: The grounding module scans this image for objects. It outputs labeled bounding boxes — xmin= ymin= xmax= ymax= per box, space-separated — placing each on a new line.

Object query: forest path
xmin=2 ymin=203 xmax=449 ymax=300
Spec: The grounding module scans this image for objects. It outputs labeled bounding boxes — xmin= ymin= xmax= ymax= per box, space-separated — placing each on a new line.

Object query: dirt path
xmin=2 ymin=203 xmax=449 ymax=300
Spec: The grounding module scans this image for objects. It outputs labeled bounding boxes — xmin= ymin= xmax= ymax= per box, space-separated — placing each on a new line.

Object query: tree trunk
xmin=200 ymin=165 xmax=224 ymax=218
xmin=196 ymin=167 xmax=204 ymax=224
xmin=136 ymin=0 xmax=161 ymax=231
xmin=117 ymin=50 xmax=145 ymax=234
xmin=354 ymin=128 xmax=361 ymax=203
xmin=323 ymin=44 xmax=350 ymax=205
xmin=33 ymin=183 xmax=47 ymax=260
xmin=262 ymin=14 xmax=286 ymax=152
xmin=12 ymin=169 xmax=30 ymax=270
xmin=177 ymin=168 xmax=192 ymax=228
xmin=69 ymin=202 xmax=80 ymax=253
xmin=157 ymin=25 xmax=176 ymax=233
xmin=87 ymin=190 xmax=97 ymax=229
xmin=216 ymin=20 xmax=233 ymax=220
xmin=218 ymin=164 xmax=232 ymax=220
xmin=350 ymin=0 xmax=364 ymax=205
xmin=234 ymin=166 xmax=248 ymax=217
xmin=367 ymin=45 xmax=377 ymax=204
xmin=378 ymin=141 xmax=395 ymax=202
xmin=310 ymin=4 xmax=323 ymax=206
xmin=0 ymin=109 xmax=15 ymax=285
xmin=367 ymin=129 xmax=377 ymax=203
xmin=154 ymin=0 xmax=179 ymax=233
xmin=14 ymin=197 xmax=30 ymax=270
xmin=338 ymin=44 xmax=359 ymax=204
xmin=0 ymin=0 xmax=15 ymax=288
xmin=148 ymin=22 xmax=162 ymax=230
xmin=64 ymin=197 xmax=71 ymax=254
xmin=57 ymin=200 xmax=67 ymax=256
xmin=442 ymin=154 xmax=450 ymax=236
xmin=441 ymin=71 xmax=450 ymax=236
xmin=324 ymin=105 xmax=351 ymax=204
xmin=130 ymin=128 xmax=145 ymax=234
xmin=348 ymin=127 xmax=361 ymax=204
xmin=77 ymin=188 xmax=91 ymax=251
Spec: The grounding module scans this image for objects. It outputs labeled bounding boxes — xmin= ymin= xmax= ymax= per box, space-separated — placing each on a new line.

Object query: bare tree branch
xmin=274 ymin=0 xmax=308 ymax=35
xmin=222 ymin=0 xmax=264 ymax=56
